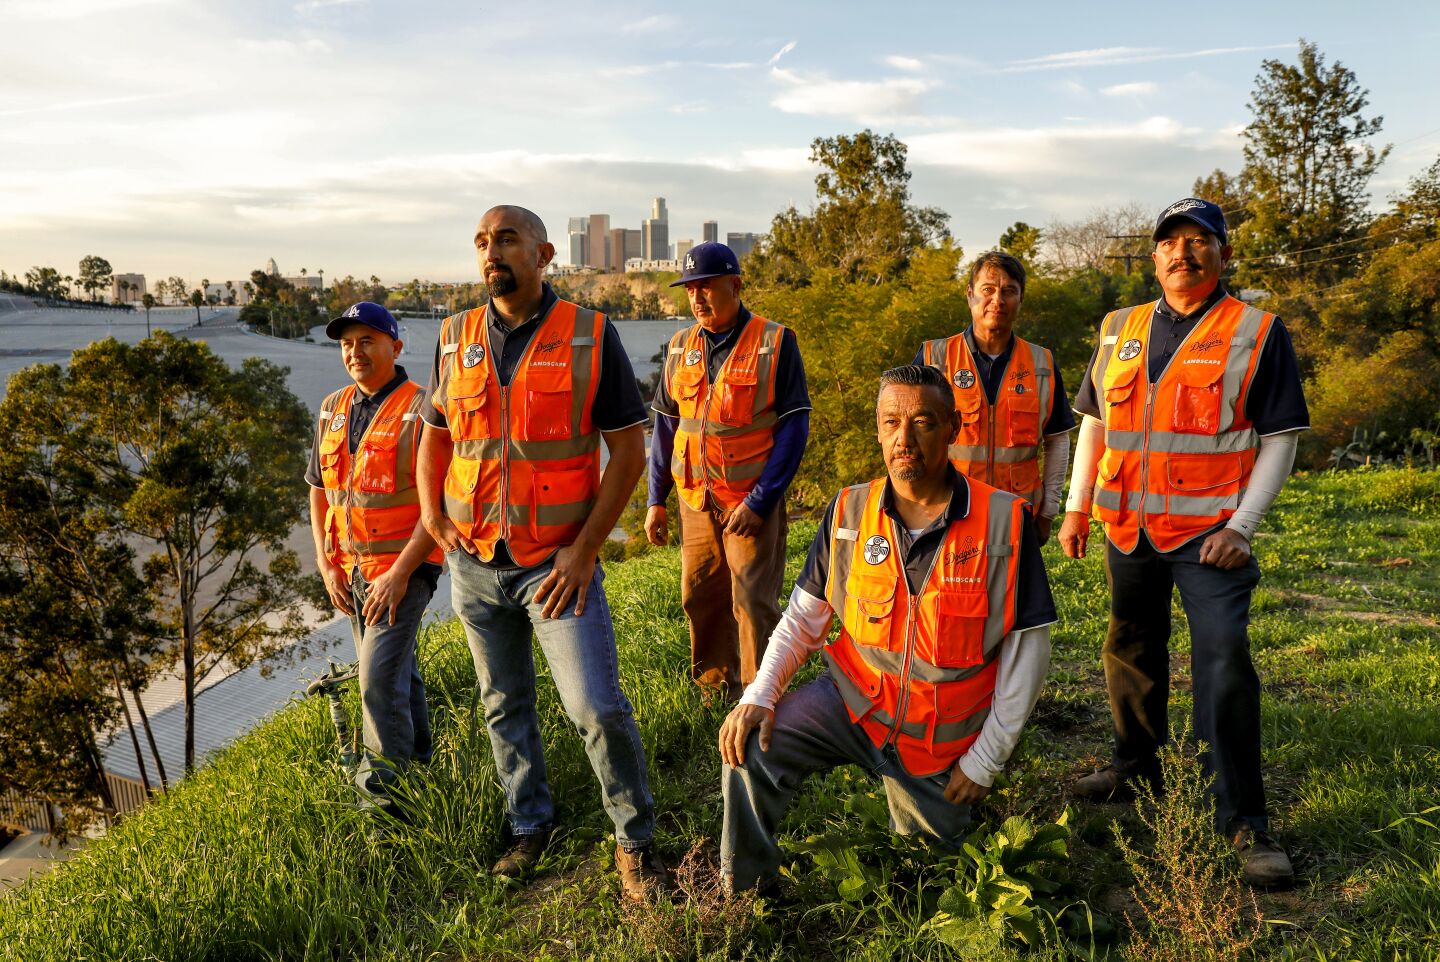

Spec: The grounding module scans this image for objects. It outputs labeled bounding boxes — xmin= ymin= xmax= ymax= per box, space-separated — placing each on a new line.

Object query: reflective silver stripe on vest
xmin=1103 ymin=428 xmax=1260 ymax=454
xmin=1095 ymin=486 xmax=1245 ymax=518
xmin=822 ymin=651 xmax=993 ymax=744
xmin=823 ymin=483 xmax=872 ymax=621
xmin=1218 ymin=304 xmax=1272 ymax=434
xmin=949 ymin=443 xmax=1040 ymax=464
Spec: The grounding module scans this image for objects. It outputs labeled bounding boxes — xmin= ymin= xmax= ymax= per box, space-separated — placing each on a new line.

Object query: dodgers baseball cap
xmin=1153 ymin=197 xmax=1228 ymax=245
xmin=326 ymin=301 xmax=399 ymax=340
xmin=669 ymin=241 xmax=742 ymax=287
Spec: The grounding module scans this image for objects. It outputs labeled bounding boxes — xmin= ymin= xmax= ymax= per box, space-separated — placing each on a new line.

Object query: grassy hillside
xmin=2 ymin=469 xmax=1437 ymax=961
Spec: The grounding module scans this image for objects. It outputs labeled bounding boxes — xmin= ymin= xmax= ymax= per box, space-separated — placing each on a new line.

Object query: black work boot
xmin=1071 ymin=764 xmax=1160 ymax=802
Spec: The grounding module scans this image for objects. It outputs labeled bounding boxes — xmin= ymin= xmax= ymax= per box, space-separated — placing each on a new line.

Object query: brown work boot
xmin=1231 ymin=826 xmax=1295 ymax=888
xmin=1071 ymin=765 xmax=1159 ymax=802
xmin=615 ymin=844 xmax=669 ymax=902
xmin=492 ymin=829 xmax=551 ymax=882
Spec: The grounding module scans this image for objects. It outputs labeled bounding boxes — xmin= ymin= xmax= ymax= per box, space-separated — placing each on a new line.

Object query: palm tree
xmin=317 ymin=268 xmax=324 ymax=291
xmin=141 ymin=293 xmax=155 ymax=335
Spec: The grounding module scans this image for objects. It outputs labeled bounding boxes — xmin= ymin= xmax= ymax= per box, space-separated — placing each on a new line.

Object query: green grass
xmin=3 ymin=467 xmax=1439 ymax=960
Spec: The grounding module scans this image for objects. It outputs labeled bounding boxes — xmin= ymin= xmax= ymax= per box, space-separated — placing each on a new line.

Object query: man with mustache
xmin=718 ymin=364 xmax=1054 ymax=893
xmin=418 ymin=205 xmax=665 ymax=901
xmin=645 ymin=242 xmax=811 ymax=703
xmin=1059 ymin=198 xmax=1309 ymax=887
xmin=307 ymin=301 xmax=444 ymax=821
xmin=915 ymin=251 xmax=1076 ymax=542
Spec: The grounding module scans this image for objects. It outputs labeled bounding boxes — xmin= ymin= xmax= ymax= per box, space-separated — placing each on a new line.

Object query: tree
xmin=161 ymin=276 xmax=187 ymax=306
xmin=141 ymin=292 xmax=155 ymax=335
xmin=1191 ymin=168 xmax=1254 ymax=235
xmin=189 ymin=289 xmax=204 ymax=324
xmin=1042 ymin=203 xmax=1152 ymax=274
xmin=1232 ymin=40 xmax=1390 ymax=289
xmin=78 ymin=255 xmax=113 ymax=302
xmin=225 ymin=280 xmax=236 ymax=305
xmin=0 ymin=364 xmax=172 ymax=820
xmin=24 ymin=266 xmax=66 ymax=302
xmin=33 ymin=333 xmax=322 ymax=771
xmin=746 ymin=130 xmax=949 ymax=287
xmin=998 ymin=222 xmax=1042 ymax=262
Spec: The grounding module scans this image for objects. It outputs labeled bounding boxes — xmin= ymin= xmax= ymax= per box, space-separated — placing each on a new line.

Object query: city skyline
xmin=3 ymin=2 xmax=1438 ymax=285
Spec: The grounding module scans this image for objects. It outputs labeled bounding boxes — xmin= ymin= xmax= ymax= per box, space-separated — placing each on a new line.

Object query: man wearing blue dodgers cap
xmin=1058 ymin=198 xmax=1309 ymax=887
xmin=645 ymin=242 xmax=811 ymax=703
xmin=306 ymin=301 xmax=445 ymax=821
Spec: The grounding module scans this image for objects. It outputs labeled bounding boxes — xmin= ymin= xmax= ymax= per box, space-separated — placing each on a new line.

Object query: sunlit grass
xmin=1 ymin=468 xmax=1437 ymax=960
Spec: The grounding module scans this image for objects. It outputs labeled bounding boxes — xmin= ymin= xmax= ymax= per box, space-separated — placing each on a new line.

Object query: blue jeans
xmin=721 ymin=676 xmax=972 ymax=891
xmin=448 ymin=548 xmax=655 ymax=848
xmin=347 ymin=564 xmax=438 ymax=813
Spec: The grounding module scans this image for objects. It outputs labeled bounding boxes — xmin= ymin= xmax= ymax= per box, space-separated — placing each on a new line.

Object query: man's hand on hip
xmin=644 ymin=505 xmax=669 ymax=546
xmin=360 ymin=566 xmax=410 ymax=627
xmin=724 ymin=502 xmax=764 ymax=538
xmin=943 ymin=762 xmax=991 ymax=806
xmin=1199 ymin=528 xmax=1252 ymax=569
xmin=532 ymin=543 xmax=597 ymax=619
xmin=423 ymin=513 xmax=476 ymax=556
xmin=1058 ymin=511 xmax=1090 ymax=559
xmin=718 ymin=703 xmax=774 ymax=768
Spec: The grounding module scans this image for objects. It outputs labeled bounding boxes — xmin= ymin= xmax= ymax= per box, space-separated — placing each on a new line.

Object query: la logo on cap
xmin=343 ymin=304 xmax=361 ymax=318
xmin=684 ymin=253 xmax=695 ymax=270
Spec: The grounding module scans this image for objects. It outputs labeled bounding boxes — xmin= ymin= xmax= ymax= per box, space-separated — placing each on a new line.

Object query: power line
xmin=1231 ymin=222 xmax=1415 ymax=263
xmin=1241 ymin=244 xmax=1381 ymax=275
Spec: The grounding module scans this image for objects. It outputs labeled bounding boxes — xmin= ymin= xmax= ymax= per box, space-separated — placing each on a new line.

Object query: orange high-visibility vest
xmin=432 ymin=299 xmax=603 ymax=567
xmin=318 ymin=380 xmax=444 ymax=580
xmin=1089 ymin=294 xmax=1274 ymax=553
xmin=821 ymin=476 xmax=1025 ymax=777
xmin=665 ymin=314 xmax=787 ymax=511
xmin=921 ymin=333 xmax=1055 ymax=511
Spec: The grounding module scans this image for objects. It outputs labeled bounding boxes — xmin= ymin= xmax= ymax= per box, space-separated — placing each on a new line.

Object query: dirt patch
xmin=1271 ymin=589 xmax=1438 ymax=628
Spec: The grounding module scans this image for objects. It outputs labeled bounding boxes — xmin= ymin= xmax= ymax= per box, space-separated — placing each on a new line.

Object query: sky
xmin=3 ymin=0 xmax=1439 ymax=288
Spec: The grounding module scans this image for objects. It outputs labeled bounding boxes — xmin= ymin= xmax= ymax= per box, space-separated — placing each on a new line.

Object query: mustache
xmin=1169 ymin=260 xmax=1200 ymax=272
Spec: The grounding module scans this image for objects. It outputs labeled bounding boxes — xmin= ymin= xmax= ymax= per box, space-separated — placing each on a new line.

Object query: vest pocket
xmin=446 ymin=377 xmax=494 ymax=441
xmin=521 ymin=389 xmax=573 ymax=440
xmin=1094 ymin=447 xmax=1125 ymax=523
xmin=1166 ymin=453 xmax=1242 ymax=494
xmin=718 ymin=371 xmax=757 ymax=427
xmin=1103 ymin=363 xmax=1141 ymax=431
xmin=932 ymin=590 xmax=988 ymax=668
xmin=319 ymin=432 xmax=346 ymax=489
xmin=955 ymin=396 xmax=984 ymax=445
xmin=444 ymin=453 xmax=481 ymax=503
xmin=671 ymin=366 xmax=704 ymax=413
xmin=844 ymin=574 xmax=899 ymax=649
xmin=1006 ymin=391 xmax=1041 ymax=446
xmin=1171 ymin=362 xmax=1225 ymax=434
xmin=353 ymin=439 xmax=398 ymax=493
xmin=531 ymin=466 xmax=594 ymax=538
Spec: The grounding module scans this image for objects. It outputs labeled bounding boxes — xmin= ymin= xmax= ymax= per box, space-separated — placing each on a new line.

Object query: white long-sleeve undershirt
xmin=1063 ymin=416 xmax=1302 ymax=546
xmin=1039 ymin=431 xmax=1072 ymax=520
xmin=738 ymin=586 xmax=1052 ymax=787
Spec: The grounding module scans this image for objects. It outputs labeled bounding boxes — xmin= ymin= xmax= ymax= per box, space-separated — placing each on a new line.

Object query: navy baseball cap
xmin=1153 ymin=197 xmax=1228 ymax=244
xmin=669 ymin=241 xmax=741 ymax=287
xmin=326 ymin=301 xmax=399 ymax=340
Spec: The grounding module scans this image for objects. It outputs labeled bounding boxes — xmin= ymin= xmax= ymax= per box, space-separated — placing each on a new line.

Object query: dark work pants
xmin=1102 ymin=533 xmax=1267 ymax=832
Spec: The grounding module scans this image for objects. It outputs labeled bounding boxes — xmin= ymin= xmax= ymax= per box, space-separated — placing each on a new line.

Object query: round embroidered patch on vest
xmin=863 ymin=535 xmax=891 ymax=565
xmin=329 ymin=412 xmax=346 ymax=432
xmin=954 ymin=369 xmax=976 ymax=388
xmin=685 ymin=348 xmax=702 ymax=366
xmin=1014 ymin=383 xmax=1026 ymax=394
xmin=463 ymin=343 xmax=486 ymax=368
xmin=1117 ymin=338 xmax=1142 ymax=361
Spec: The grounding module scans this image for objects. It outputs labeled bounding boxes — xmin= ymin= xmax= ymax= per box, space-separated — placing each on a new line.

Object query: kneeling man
xmin=719 ymin=364 xmax=1055 ymax=892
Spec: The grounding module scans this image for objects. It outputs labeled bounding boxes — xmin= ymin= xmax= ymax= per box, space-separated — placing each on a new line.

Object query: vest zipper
xmin=882 ymin=522 xmax=945 ymax=750
xmin=498 ymin=372 xmax=511 ymax=545
xmin=986 ymin=403 xmax=997 ymax=485
xmin=696 ymin=332 xmax=714 ymax=504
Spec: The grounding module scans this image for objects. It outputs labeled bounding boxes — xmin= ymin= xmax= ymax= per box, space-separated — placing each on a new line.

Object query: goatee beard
xmin=486 ymin=272 xmax=517 ymax=298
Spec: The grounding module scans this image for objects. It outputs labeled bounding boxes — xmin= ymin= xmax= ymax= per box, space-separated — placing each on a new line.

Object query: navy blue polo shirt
xmin=650 ymin=305 xmax=811 ymax=420
xmin=914 ymin=330 xmax=1076 ymax=437
xmin=421 ymin=283 xmax=647 ymax=433
xmin=795 ymin=470 xmax=1056 ymax=632
xmin=1072 ymin=286 xmax=1309 ymax=434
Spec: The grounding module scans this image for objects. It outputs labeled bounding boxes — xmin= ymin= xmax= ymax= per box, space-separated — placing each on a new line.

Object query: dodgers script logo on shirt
xmin=1117 ymin=338 xmax=1143 ymax=361
xmin=329 ymin=412 xmax=346 ymax=432
xmin=954 ymin=369 xmax=976 ymax=389
xmin=685 ymin=348 xmax=702 ymax=366
xmin=463 ymin=343 xmax=486 ymax=368
xmin=863 ymin=535 xmax=891 ymax=565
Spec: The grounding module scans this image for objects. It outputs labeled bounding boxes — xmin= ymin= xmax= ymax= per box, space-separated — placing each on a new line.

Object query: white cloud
xmin=1003 ymin=43 xmax=1293 ymax=72
xmin=621 ymin=14 xmax=678 ymax=33
xmin=6 ymin=0 xmax=173 ymax=21
xmin=767 ymin=41 xmax=797 ymax=66
xmin=769 ymin=67 xmax=935 ymax=120
xmin=295 ymin=0 xmax=364 ymax=11
xmin=885 ymin=55 xmax=924 ymax=72
xmin=1102 ymin=81 xmax=1157 ymax=97
xmin=907 ymin=116 xmax=1198 ymax=175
